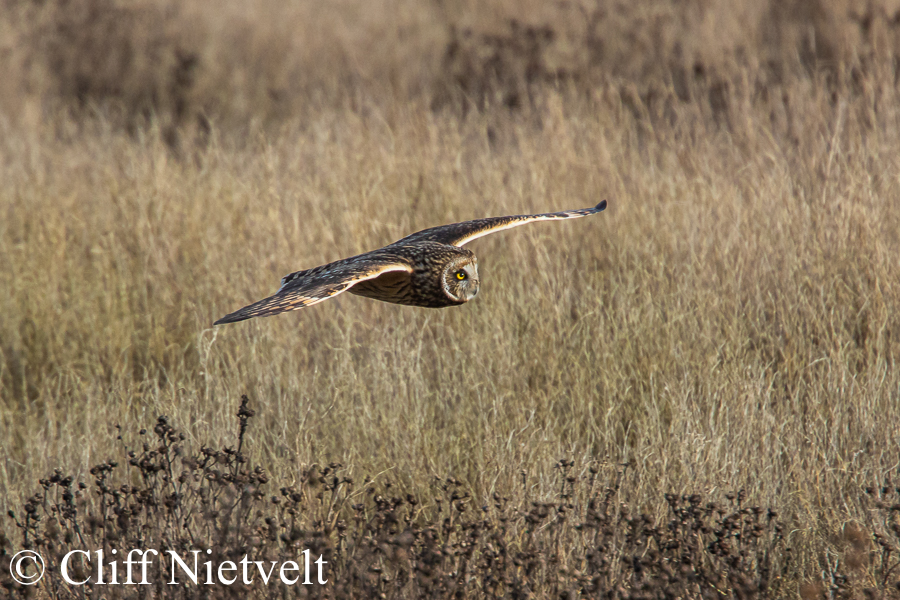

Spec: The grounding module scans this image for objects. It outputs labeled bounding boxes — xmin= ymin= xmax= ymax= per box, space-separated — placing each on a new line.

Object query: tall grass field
xmin=1 ymin=0 xmax=900 ymax=597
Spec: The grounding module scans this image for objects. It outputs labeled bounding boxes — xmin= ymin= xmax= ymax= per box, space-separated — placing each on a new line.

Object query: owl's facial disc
xmin=444 ymin=259 xmax=480 ymax=302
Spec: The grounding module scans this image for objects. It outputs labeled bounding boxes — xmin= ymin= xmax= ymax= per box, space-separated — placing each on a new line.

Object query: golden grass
xmin=3 ymin=0 xmax=900 ymax=594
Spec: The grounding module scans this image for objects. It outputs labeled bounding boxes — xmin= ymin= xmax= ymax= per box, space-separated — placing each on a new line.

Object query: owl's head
xmin=442 ymin=254 xmax=480 ymax=303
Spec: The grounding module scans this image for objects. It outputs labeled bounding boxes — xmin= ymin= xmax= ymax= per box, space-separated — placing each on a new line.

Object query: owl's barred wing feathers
xmin=398 ymin=200 xmax=607 ymax=247
xmin=214 ymin=258 xmax=413 ymax=324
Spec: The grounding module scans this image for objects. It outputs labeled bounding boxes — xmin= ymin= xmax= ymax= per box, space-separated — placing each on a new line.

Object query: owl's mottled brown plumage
xmin=214 ymin=201 xmax=607 ymax=324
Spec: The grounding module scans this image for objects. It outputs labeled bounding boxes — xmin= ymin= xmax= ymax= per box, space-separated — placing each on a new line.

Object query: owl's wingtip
xmin=213 ymin=312 xmax=251 ymax=325
xmin=595 ymin=200 xmax=608 ymax=211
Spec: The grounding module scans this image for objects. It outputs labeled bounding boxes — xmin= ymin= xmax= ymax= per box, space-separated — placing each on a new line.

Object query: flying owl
xmin=214 ymin=201 xmax=608 ymax=324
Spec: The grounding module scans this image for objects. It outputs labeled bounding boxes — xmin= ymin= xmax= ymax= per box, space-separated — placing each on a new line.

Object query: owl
xmin=214 ymin=201 xmax=607 ymax=324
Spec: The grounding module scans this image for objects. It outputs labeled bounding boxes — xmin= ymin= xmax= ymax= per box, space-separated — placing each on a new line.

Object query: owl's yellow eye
xmin=456 ymin=271 xmax=467 ymax=280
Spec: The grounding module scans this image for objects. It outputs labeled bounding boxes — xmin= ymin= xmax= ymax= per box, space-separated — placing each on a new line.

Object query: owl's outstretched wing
xmin=214 ymin=256 xmax=413 ymax=324
xmin=397 ymin=201 xmax=607 ymax=247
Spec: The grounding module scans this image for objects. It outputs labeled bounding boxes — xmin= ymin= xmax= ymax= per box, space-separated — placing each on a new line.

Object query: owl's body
xmin=214 ymin=201 xmax=606 ymax=324
xmin=347 ymin=243 xmax=477 ymax=308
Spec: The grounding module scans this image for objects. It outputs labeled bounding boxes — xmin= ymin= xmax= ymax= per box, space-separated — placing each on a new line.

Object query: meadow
xmin=1 ymin=0 xmax=900 ymax=597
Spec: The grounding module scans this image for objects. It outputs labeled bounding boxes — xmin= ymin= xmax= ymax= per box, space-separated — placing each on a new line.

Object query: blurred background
xmin=3 ymin=0 xmax=900 ymax=141
xmin=2 ymin=1 xmax=900 ymax=595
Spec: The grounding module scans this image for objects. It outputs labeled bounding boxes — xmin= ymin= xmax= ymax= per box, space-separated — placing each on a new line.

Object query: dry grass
xmin=2 ymin=0 xmax=900 ymax=596
xmin=1 ymin=399 xmax=800 ymax=598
